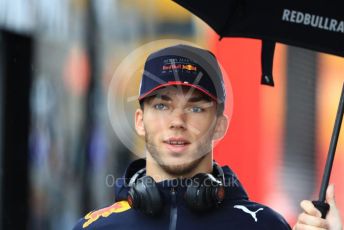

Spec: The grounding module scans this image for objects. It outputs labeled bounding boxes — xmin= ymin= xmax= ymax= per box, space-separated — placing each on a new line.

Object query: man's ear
xmin=213 ymin=115 xmax=229 ymax=141
xmin=135 ymin=108 xmax=145 ymax=136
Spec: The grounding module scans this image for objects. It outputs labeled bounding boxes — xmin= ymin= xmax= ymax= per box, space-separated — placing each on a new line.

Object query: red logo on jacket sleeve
xmin=82 ymin=201 xmax=131 ymax=228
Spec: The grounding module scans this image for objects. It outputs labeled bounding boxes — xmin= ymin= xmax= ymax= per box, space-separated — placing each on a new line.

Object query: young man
xmin=73 ymin=44 xmax=342 ymax=230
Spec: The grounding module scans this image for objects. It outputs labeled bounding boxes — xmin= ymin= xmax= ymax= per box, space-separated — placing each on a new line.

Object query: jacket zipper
xmin=169 ymin=187 xmax=178 ymax=230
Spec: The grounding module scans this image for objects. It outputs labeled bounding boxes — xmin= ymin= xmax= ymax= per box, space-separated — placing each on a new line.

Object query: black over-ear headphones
xmin=127 ymin=162 xmax=225 ymax=216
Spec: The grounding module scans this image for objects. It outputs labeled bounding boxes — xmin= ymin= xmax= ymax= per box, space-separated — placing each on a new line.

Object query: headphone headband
xmin=128 ymin=168 xmax=146 ymax=187
xmin=212 ymin=161 xmax=225 ymax=185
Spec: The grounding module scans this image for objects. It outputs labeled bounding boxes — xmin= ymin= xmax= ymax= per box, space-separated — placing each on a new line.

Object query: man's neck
xmin=145 ymin=153 xmax=213 ymax=182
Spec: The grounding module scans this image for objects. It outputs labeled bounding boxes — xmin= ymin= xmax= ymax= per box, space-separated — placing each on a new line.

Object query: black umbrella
xmin=172 ymin=0 xmax=344 ymax=86
xmin=172 ymin=0 xmax=344 ymax=218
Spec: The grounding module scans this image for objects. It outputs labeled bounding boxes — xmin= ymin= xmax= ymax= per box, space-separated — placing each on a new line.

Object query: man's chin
xmin=157 ymin=156 xmax=205 ymax=177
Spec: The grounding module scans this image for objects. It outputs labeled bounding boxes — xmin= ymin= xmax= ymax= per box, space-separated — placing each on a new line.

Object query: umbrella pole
xmin=312 ymin=82 xmax=344 ymax=218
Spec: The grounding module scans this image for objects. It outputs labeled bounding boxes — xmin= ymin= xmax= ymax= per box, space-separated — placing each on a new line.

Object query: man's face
xmin=135 ymin=86 xmax=227 ymax=176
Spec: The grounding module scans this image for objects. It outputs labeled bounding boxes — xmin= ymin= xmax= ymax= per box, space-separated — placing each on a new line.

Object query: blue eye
xmin=153 ymin=103 xmax=168 ymax=110
xmin=189 ymin=107 xmax=203 ymax=113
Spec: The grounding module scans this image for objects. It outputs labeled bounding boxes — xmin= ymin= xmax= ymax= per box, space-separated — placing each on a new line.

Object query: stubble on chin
xmin=155 ymin=155 xmax=206 ymax=177
xmin=145 ymin=133 xmax=210 ymax=177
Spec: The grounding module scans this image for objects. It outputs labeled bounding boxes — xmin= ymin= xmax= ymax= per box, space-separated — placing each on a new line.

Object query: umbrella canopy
xmin=172 ymin=0 xmax=344 ymax=86
xmin=173 ymin=0 xmax=344 ymax=218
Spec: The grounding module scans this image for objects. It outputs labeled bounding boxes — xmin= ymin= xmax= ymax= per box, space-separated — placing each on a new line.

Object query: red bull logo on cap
xmin=182 ymin=64 xmax=197 ymax=71
xmin=162 ymin=64 xmax=197 ymax=72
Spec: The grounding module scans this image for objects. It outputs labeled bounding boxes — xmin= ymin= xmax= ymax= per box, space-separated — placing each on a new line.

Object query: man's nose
xmin=169 ymin=109 xmax=186 ymax=129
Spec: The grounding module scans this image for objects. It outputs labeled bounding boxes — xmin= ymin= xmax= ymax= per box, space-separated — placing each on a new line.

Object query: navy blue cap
xmin=138 ymin=44 xmax=226 ymax=104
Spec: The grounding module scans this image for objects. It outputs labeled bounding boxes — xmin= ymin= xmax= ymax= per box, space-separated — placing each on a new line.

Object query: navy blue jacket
xmin=73 ymin=159 xmax=291 ymax=230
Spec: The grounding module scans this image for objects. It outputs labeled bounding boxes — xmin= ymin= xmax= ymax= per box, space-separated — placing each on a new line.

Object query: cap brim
xmin=138 ymin=81 xmax=218 ymax=102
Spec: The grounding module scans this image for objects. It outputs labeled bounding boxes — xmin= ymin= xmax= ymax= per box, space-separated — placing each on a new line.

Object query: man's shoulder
xmin=223 ymin=200 xmax=291 ymax=229
xmin=73 ymin=200 xmax=132 ymax=230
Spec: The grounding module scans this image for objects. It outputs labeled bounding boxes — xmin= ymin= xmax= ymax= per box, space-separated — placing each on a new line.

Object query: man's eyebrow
xmin=187 ymin=96 xmax=212 ymax=103
xmin=152 ymin=94 xmax=211 ymax=102
xmin=154 ymin=94 xmax=171 ymax=101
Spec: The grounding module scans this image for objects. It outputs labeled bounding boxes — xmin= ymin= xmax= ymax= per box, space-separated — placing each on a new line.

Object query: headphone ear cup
xmin=185 ymin=173 xmax=224 ymax=212
xmin=128 ymin=176 xmax=163 ymax=216
xmin=185 ymin=173 xmax=210 ymax=212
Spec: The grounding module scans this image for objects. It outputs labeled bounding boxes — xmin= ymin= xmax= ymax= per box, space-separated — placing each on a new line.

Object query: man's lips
xmin=163 ymin=137 xmax=190 ymax=145
xmin=162 ymin=138 xmax=190 ymax=153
